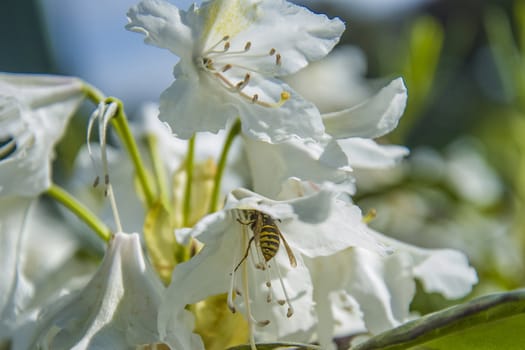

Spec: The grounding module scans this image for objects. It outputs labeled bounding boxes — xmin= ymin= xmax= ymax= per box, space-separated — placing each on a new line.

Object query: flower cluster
xmin=0 ymin=1 xmax=478 ymax=350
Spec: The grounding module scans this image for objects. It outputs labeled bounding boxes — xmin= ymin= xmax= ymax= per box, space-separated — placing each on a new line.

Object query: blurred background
xmin=2 ymin=0 xmax=525 ymax=316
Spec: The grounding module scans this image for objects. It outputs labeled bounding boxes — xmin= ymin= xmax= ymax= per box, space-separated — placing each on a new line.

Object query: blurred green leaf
xmin=227 ymin=342 xmax=320 ymax=350
xmin=485 ymin=4 xmax=525 ymax=111
xmin=353 ymin=289 xmax=525 ymax=350
xmin=391 ymin=16 xmax=444 ymax=143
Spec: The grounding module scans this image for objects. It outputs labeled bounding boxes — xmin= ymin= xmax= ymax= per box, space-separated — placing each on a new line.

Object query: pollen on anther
xmin=269 ymin=48 xmax=276 ymax=56
xmin=280 ymin=91 xmax=290 ymax=101
xmin=277 ymin=300 xmax=286 ymax=306
xmin=244 ymin=41 xmax=252 ymax=51
xmin=275 ymin=53 xmax=282 ymax=65
xmin=287 ymin=307 xmax=294 ymax=318
xmin=222 ymin=64 xmax=232 ymax=72
xmin=224 ymin=42 xmax=231 ymax=51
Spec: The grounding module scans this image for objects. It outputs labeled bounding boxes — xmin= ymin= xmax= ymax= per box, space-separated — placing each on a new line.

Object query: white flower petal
xmin=335 ymin=138 xmax=409 ymax=169
xmin=0 ymin=73 xmax=84 ymax=197
xmin=243 ymin=136 xmax=351 ymax=198
xmin=199 ymin=0 xmax=345 ymax=76
xmin=323 ymin=77 xmax=407 ymax=139
xmin=368 ymin=229 xmax=478 ymax=300
xmin=126 ymin=0 xmax=193 ymax=59
xmin=159 ymin=66 xmax=239 ymax=140
xmin=412 ymin=249 xmax=479 ymax=299
xmin=28 ymin=233 xmax=189 ymax=349
xmin=0 ymin=197 xmax=34 ymax=340
xmin=250 ymin=256 xmax=317 ymax=341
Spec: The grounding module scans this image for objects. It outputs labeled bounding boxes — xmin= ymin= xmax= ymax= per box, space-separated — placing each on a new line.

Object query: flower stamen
xmin=275 ymin=262 xmax=294 ymax=318
xmin=199 ymin=34 xmax=288 ymax=108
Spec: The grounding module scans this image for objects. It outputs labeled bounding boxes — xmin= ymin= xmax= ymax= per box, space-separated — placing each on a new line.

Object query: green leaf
xmin=353 ymin=289 xmax=525 ymax=350
xmin=227 ymin=342 xmax=320 ymax=350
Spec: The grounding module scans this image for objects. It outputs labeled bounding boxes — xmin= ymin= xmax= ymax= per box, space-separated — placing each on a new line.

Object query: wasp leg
xmin=234 ymin=235 xmax=256 ymax=272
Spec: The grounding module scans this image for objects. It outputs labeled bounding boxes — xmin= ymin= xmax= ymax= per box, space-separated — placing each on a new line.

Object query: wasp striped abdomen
xmin=254 ymin=214 xmax=281 ymax=262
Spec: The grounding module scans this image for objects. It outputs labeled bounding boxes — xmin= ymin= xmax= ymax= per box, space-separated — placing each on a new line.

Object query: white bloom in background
xmin=27 ymin=232 xmax=202 ymax=350
xmin=159 ymin=180 xmax=389 ymax=346
xmin=0 ymin=73 xmax=85 ymax=198
xmin=126 ymin=0 xmax=345 ymax=143
xmin=307 ymin=228 xmax=478 ymax=350
xmin=285 ymin=46 xmax=372 ymax=114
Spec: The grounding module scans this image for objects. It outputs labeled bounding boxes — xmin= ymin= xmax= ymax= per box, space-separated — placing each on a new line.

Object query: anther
xmin=277 ymin=300 xmax=286 ymax=306
xmin=363 ymin=208 xmax=377 ymax=224
xmin=244 ymin=41 xmax=252 ymax=51
xmin=224 ymin=42 xmax=230 ymax=51
xmin=267 ymin=294 xmax=272 ymax=303
xmin=287 ymin=307 xmax=294 ymax=318
xmin=93 ymin=176 xmax=100 ymax=188
xmin=269 ymin=48 xmax=276 ymax=56
xmin=275 ymin=53 xmax=282 ymax=65
xmin=266 ymin=281 xmax=271 ymax=287
xmin=222 ymin=35 xmax=230 ymax=41
xmin=228 ymin=303 xmax=236 ymax=313
xmin=256 ymin=320 xmax=271 ymax=327
xmin=251 ymin=94 xmax=259 ymax=103
xmin=235 ymin=289 xmax=243 ymax=296
xmin=105 ymin=174 xmax=110 ymax=185
xmin=222 ymin=64 xmax=232 ymax=72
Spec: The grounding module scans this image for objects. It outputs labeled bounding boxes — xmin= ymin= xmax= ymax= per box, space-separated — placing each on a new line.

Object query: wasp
xmin=234 ymin=209 xmax=297 ymax=271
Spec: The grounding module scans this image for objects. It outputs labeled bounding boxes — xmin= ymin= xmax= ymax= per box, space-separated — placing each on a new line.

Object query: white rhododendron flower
xmin=159 ymin=180 xmax=390 ymax=346
xmin=28 ymin=232 xmax=203 ymax=350
xmin=126 ymin=0 xmax=345 ymax=142
xmin=0 ymin=73 xmax=85 ymax=197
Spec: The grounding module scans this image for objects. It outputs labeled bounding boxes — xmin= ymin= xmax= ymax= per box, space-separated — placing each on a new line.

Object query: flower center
xmin=198 ymin=35 xmax=290 ymax=108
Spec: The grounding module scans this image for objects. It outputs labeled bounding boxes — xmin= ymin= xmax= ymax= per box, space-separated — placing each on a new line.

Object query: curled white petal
xmin=334 ymin=138 xmax=409 ymax=169
xmin=322 ymin=77 xmax=407 ymax=139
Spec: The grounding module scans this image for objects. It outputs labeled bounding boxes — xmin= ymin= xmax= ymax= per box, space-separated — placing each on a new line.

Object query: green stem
xmin=81 ymin=82 xmax=106 ymax=105
xmin=183 ymin=134 xmax=196 ymax=227
xmin=46 ymin=184 xmax=112 ymax=242
xmin=147 ymin=135 xmax=170 ymax=206
xmin=107 ymin=97 xmax=156 ymax=207
xmin=209 ymin=119 xmax=241 ymax=213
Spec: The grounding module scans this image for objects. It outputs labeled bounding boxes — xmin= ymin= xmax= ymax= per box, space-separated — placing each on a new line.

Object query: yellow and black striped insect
xmin=234 ymin=209 xmax=297 ymax=271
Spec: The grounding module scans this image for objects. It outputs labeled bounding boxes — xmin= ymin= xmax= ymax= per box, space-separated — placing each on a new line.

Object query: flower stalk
xmin=46 ymin=184 xmax=112 ymax=242
xmin=106 ymin=97 xmax=156 ymax=207
xmin=183 ymin=134 xmax=196 ymax=227
xmin=209 ymin=118 xmax=241 ymax=213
